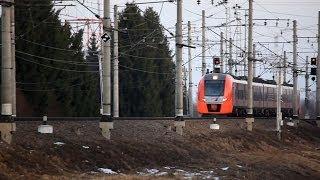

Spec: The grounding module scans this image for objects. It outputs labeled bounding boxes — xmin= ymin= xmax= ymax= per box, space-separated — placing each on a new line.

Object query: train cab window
xmin=205 ymin=80 xmax=225 ymax=96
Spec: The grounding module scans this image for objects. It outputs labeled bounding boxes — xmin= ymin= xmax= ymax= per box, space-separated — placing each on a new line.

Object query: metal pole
xmin=10 ymin=0 xmax=16 ymax=117
xmin=246 ymin=0 xmax=254 ymax=131
xmin=276 ymin=59 xmax=282 ymax=140
xmin=229 ymin=38 xmax=233 ymax=75
xmin=253 ymin=43 xmax=256 ymax=78
xmin=317 ymin=11 xmax=320 ymax=119
xmin=305 ymin=56 xmax=310 ymax=119
xmin=99 ymin=0 xmax=113 ymax=140
xmin=113 ymin=5 xmax=119 ymax=117
xmin=174 ymin=0 xmax=185 ymax=135
xmin=201 ymin=10 xmax=206 ymax=76
xmin=292 ymin=20 xmax=298 ymax=119
xmin=188 ymin=21 xmax=193 ymax=117
xmin=283 ymin=51 xmax=287 ymax=84
xmin=220 ymin=32 xmax=224 ymax=73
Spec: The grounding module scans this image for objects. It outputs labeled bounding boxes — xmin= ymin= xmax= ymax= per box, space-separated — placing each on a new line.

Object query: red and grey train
xmin=197 ymin=73 xmax=300 ymax=117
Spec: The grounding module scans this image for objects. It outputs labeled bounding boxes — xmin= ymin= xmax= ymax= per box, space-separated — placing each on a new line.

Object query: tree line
xmin=9 ymin=1 xmax=175 ymax=117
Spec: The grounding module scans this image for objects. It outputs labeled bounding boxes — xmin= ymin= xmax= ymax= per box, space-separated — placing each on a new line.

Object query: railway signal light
xmin=213 ymin=57 xmax=220 ymax=65
xmin=311 ymin=67 xmax=317 ymax=76
xmin=311 ymin=57 xmax=317 ymax=66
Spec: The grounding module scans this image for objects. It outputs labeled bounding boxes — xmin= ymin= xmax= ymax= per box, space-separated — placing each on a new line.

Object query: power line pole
xmin=174 ymin=0 xmax=185 ymax=135
xmin=188 ymin=21 xmax=193 ymax=117
xmin=229 ymin=38 xmax=233 ymax=75
xmin=317 ymin=11 xmax=320 ymax=120
xmin=183 ymin=66 xmax=188 ymax=115
xmin=100 ymin=0 xmax=113 ymax=140
xmin=292 ymin=20 xmax=298 ymax=119
xmin=220 ymin=32 xmax=224 ymax=73
xmin=201 ymin=10 xmax=206 ymax=76
xmin=113 ymin=5 xmax=119 ymax=118
xmin=305 ymin=56 xmax=310 ymax=119
xmin=244 ymin=10 xmax=248 ymax=76
xmin=246 ymin=0 xmax=254 ymax=131
xmin=253 ymin=43 xmax=256 ymax=78
xmin=276 ymin=58 xmax=283 ymax=140
xmin=11 ymin=1 xmax=16 ymax=117
xmin=0 ymin=0 xmax=16 ymax=144
xmin=283 ymin=51 xmax=287 ymax=84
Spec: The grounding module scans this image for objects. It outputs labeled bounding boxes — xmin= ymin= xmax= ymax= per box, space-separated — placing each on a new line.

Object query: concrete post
xmin=100 ymin=0 xmax=113 ymax=139
xmin=188 ymin=21 xmax=193 ymax=117
xmin=0 ymin=0 xmax=16 ymax=144
xmin=229 ymin=38 xmax=233 ymax=75
xmin=113 ymin=5 xmax=119 ymax=117
xmin=201 ymin=10 xmax=206 ymax=76
xmin=283 ymin=51 xmax=287 ymax=84
xmin=10 ymin=1 xmax=16 ymax=117
xmin=276 ymin=60 xmax=283 ymax=140
xmin=292 ymin=20 xmax=298 ymax=119
xmin=246 ymin=0 xmax=254 ymax=131
xmin=174 ymin=0 xmax=185 ymax=134
xmin=316 ymin=11 xmax=320 ymax=120
xmin=305 ymin=56 xmax=310 ymax=119
xmin=220 ymin=32 xmax=224 ymax=73
xmin=253 ymin=44 xmax=256 ymax=78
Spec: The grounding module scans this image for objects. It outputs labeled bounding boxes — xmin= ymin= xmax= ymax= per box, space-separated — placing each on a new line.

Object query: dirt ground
xmin=0 ymin=119 xmax=320 ymax=179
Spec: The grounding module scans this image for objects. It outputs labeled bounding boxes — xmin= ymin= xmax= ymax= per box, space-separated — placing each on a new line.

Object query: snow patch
xmin=156 ymin=172 xmax=168 ymax=176
xmin=98 ymin=168 xmax=117 ymax=174
xmin=236 ymin=164 xmax=243 ymax=168
xmin=53 ymin=142 xmax=65 ymax=146
xmin=146 ymin=168 xmax=159 ymax=174
xmin=220 ymin=167 xmax=229 ymax=171
xmin=82 ymin=146 xmax=89 ymax=149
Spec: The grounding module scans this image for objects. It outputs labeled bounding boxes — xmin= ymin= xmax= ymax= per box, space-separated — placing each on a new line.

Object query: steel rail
xmin=14 ymin=116 xmax=279 ymax=122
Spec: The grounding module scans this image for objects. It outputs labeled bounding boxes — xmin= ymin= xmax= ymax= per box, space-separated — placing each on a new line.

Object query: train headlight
xmin=202 ymin=98 xmax=206 ymax=102
xmin=222 ymin=97 xmax=227 ymax=102
xmin=212 ymin=75 xmax=218 ymax=80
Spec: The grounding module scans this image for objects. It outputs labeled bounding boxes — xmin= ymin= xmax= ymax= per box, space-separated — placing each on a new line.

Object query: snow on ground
xmin=98 ymin=168 xmax=117 ymax=174
xmin=53 ymin=142 xmax=65 ymax=145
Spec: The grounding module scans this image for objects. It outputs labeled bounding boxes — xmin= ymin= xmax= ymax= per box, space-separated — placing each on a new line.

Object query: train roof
xmin=202 ymin=73 xmax=293 ymax=87
xmin=232 ymin=75 xmax=294 ymax=87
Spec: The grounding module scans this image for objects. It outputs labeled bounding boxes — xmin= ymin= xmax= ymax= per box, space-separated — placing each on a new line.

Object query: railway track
xmin=13 ymin=116 xmax=317 ymax=122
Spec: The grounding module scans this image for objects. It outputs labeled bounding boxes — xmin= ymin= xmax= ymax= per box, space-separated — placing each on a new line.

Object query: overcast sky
xmin=58 ymin=0 xmax=320 ymax=99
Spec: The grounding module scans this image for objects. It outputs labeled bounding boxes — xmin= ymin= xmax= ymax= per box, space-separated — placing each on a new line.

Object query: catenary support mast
xmin=188 ymin=21 xmax=193 ymax=117
xmin=174 ymin=0 xmax=185 ymax=135
xmin=292 ymin=20 xmax=298 ymax=119
xmin=113 ymin=5 xmax=119 ymax=117
xmin=201 ymin=10 xmax=206 ymax=76
xmin=246 ymin=0 xmax=254 ymax=131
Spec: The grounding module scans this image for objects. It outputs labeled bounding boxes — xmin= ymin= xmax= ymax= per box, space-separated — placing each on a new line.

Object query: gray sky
xmin=58 ymin=0 xmax=320 ymax=100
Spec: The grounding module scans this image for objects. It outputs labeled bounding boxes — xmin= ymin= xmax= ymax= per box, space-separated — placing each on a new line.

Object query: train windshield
xmin=205 ymin=80 xmax=225 ymax=96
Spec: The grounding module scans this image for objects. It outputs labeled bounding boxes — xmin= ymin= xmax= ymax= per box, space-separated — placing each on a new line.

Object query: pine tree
xmin=118 ymin=4 xmax=175 ymax=117
xmin=15 ymin=0 xmax=99 ymax=116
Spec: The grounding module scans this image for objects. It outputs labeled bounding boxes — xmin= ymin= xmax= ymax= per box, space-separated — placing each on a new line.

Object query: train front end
xmin=197 ymin=73 xmax=234 ymax=116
